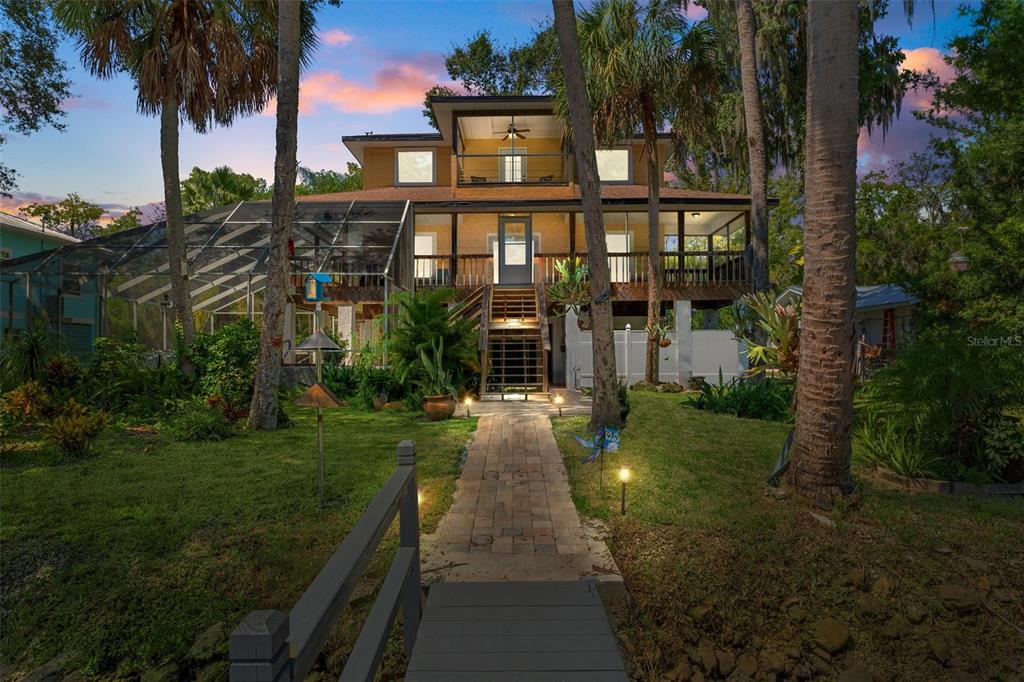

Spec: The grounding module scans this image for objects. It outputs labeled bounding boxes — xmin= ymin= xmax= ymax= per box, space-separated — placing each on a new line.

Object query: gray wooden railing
xmin=228 ymin=441 xmax=421 ymax=682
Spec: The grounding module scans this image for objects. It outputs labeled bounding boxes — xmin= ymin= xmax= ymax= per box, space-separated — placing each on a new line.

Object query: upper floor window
xmin=396 ymin=149 xmax=435 ymax=185
xmin=595 ymin=148 xmax=630 ymax=183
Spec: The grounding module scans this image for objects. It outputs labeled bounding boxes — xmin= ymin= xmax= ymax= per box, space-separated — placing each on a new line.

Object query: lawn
xmin=552 ymin=391 xmax=1024 ymax=681
xmin=0 ymin=407 xmax=476 ymax=679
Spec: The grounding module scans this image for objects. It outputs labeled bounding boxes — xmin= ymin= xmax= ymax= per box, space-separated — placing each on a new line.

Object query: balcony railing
xmin=414 ymin=251 xmax=749 ymax=289
xmin=455 ymin=153 xmax=570 ymax=186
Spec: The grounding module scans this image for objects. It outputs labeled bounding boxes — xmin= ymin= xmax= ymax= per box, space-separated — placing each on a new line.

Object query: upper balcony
xmin=454 ymin=113 xmax=570 ymax=187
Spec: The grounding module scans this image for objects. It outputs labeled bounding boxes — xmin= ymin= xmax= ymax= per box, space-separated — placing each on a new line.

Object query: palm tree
xmin=181 ymin=165 xmax=271 ymax=214
xmin=551 ymin=0 xmax=621 ymax=429
xmin=248 ymin=0 xmax=302 ymax=430
xmin=790 ymin=0 xmax=859 ymax=503
xmin=735 ymin=0 xmax=770 ymax=293
xmin=55 ymin=1 xmax=314 ymax=374
xmin=558 ymin=0 xmax=718 ymax=384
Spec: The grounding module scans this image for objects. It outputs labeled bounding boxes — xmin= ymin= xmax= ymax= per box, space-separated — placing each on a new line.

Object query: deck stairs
xmin=480 ymin=286 xmax=550 ymax=398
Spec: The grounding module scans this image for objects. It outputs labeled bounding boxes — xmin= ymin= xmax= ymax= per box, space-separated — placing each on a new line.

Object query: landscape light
xmin=554 ymin=394 xmax=564 ymax=416
xmin=417 ymin=490 xmax=424 ymax=507
xmin=464 ymin=396 xmax=473 ymax=417
xmin=619 ymin=466 xmax=632 ymax=515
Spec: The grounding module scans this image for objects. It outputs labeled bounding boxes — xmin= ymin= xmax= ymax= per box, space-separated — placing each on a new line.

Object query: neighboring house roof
xmin=0 ymin=211 xmax=81 ymax=245
xmin=776 ymin=284 xmax=919 ymax=313
xmin=298 ymin=184 xmax=765 ymax=209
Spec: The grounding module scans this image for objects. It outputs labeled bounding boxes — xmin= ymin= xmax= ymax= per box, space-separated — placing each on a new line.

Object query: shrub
xmin=322 ymin=363 xmax=359 ymax=398
xmin=0 ymin=319 xmax=57 ymax=390
xmin=85 ymin=340 xmax=188 ymax=416
xmin=685 ymin=373 xmax=794 ymax=422
xmin=387 ymin=288 xmax=478 ymax=392
xmin=855 ymin=416 xmax=939 ymax=479
xmin=47 ymin=399 xmax=109 ymax=457
xmin=357 ymin=366 xmax=402 ymax=409
xmin=189 ymin=320 xmax=260 ymax=411
xmin=0 ymin=380 xmax=52 ymax=424
xmin=43 ymin=353 xmax=84 ymax=395
xmin=981 ymin=415 xmax=1024 ymax=482
xmin=168 ymin=397 xmax=234 ymax=441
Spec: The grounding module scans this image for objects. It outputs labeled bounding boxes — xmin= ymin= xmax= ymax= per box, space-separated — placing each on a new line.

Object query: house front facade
xmin=300 ymin=95 xmax=759 ymax=394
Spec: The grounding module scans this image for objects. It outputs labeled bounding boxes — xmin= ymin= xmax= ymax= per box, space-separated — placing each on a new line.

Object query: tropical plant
xmin=357 ymin=366 xmax=402 ymax=409
xmin=322 ymin=363 xmax=359 ymax=399
xmin=168 ymin=396 xmax=234 ymax=441
xmin=734 ymin=292 xmax=800 ymax=377
xmin=295 ymin=164 xmax=363 ymax=195
xmin=685 ymin=371 xmax=794 ymax=422
xmin=86 ymin=339 xmax=190 ymax=417
xmin=554 ymin=0 xmax=718 ymax=384
xmin=855 ymin=415 xmax=938 ymax=479
xmin=0 ymin=318 xmax=57 ymax=390
xmin=42 ymin=353 xmax=84 ymax=396
xmin=644 ymin=309 xmax=675 ymax=342
xmin=180 ymin=165 xmax=271 ymax=214
xmin=190 ymin=319 xmax=260 ymax=413
xmin=46 ymin=399 xmax=109 ymax=458
xmin=0 ymin=380 xmax=52 ymax=424
xmin=417 ymin=340 xmax=457 ymax=399
xmin=789 ymin=1 xmax=860 ymax=503
xmin=551 ymin=0 xmax=621 ymax=430
xmin=547 ymin=257 xmax=590 ymax=318
xmin=387 ymin=288 xmax=478 ymax=392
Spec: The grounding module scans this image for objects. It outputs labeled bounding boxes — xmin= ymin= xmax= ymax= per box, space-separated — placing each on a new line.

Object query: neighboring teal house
xmin=1 ymin=211 xmax=99 ymax=357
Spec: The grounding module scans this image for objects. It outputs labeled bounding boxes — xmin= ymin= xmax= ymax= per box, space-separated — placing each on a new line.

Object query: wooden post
xmin=397 ymin=440 xmax=421 ymax=656
xmin=450 ymin=213 xmax=458 ymax=286
xmin=229 ymin=609 xmax=292 ymax=682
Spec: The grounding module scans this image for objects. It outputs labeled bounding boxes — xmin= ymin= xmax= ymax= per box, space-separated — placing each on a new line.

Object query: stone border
xmin=872 ymin=467 xmax=1024 ymax=496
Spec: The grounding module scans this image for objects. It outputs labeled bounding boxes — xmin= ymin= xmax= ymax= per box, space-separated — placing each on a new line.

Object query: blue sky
xmin=2 ymin=0 xmax=975 ymax=219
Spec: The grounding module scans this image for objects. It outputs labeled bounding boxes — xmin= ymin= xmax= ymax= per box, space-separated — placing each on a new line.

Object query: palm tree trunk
xmin=160 ymin=91 xmax=194 ymax=375
xmin=736 ymin=0 xmax=770 ymax=293
xmin=642 ymin=110 xmax=661 ymax=384
xmin=248 ymin=0 xmax=300 ymax=430
xmin=790 ymin=0 xmax=859 ymax=504
xmin=552 ymin=0 xmax=621 ymax=429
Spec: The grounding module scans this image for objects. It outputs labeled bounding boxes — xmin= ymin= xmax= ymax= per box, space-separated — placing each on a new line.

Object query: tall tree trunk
xmin=736 ymin=0 xmax=770 ymax=293
xmin=642 ymin=110 xmax=661 ymax=384
xmin=552 ymin=0 xmax=621 ymax=429
xmin=160 ymin=91 xmax=194 ymax=375
xmin=248 ymin=0 xmax=300 ymax=430
xmin=790 ymin=0 xmax=859 ymax=504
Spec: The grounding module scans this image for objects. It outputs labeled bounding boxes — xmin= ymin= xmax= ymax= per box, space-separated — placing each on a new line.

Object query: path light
xmin=464 ymin=396 xmax=473 ymax=417
xmin=417 ymin=489 xmax=425 ymax=507
xmin=554 ymin=394 xmax=564 ymax=417
xmin=295 ymin=329 xmax=343 ymax=509
xmin=618 ymin=466 xmax=632 ymax=515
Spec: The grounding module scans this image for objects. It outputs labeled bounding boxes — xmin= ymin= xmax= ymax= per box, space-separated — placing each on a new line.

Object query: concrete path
xmin=421 ymin=404 xmax=621 ymax=587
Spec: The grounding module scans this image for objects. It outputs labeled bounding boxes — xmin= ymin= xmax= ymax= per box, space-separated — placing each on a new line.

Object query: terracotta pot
xmin=422 ymin=395 xmax=456 ymax=421
xmin=658 ymin=338 xmax=672 ymax=348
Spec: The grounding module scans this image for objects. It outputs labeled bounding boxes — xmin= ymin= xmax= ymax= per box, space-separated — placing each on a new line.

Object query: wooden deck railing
xmin=414 ymin=251 xmax=749 ymax=289
xmin=229 ymin=441 xmax=421 ymax=682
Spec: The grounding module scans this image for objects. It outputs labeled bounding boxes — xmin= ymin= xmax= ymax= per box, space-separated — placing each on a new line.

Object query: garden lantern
xmin=618 ymin=466 xmax=632 ymax=515
xmin=295 ymin=330 xmax=343 ymax=509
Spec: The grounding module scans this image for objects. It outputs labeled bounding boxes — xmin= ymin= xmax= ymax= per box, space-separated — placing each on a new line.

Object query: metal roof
xmin=1 ymin=211 xmax=81 ymax=244
xmin=776 ymin=284 xmax=919 ymax=312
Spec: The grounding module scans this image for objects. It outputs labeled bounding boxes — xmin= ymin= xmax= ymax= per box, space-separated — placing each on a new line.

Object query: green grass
xmin=553 ymin=392 xmax=1024 ymax=681
xmin=1 ymin=407 xmax=475 ymax=678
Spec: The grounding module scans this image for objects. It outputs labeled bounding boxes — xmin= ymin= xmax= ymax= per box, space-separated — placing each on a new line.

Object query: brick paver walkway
xmin=435 ymin=414 xmax=588 ymax=556
xmin=422 ymin=407 xmax=621 ymax=584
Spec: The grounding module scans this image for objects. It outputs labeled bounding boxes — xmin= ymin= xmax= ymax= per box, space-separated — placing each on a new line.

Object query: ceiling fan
xmin=497 ymin=123 xmax=530 ymax=140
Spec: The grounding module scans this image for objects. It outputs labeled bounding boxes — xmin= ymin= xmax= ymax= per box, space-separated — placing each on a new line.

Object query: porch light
xmin=618 ymin=466 xmax=632 ymax=515
xmin=691 ymin=212 xmax=701 ymax=219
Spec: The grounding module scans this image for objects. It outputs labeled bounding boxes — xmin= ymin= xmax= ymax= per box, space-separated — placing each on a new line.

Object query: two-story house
xmin=299 ymin=95 xmax=760 ymax=393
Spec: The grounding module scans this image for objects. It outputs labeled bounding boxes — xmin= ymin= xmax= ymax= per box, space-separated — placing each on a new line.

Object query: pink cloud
xmin=296 ymin=63 xmax=447 ymax=115
xmin=321 ymin=29 xmax=354 ymax=46
xmin=682 ymin=2 xmax=708 ymax=21
xmin=900 ymin=47 xmax=956 ymax=114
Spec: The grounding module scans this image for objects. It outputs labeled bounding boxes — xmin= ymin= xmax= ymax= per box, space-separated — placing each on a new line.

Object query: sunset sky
xmin=2 ymin=0 xmax=973 ymax=220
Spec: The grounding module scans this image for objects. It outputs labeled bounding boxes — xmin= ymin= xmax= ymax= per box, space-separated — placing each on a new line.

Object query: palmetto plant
xmin=0 ymin=318 xmax=57 ymax=390
xmin=553 ymin=0 xmax=719 ymax=384
xmin=387 ymin=288 xmax=479 ymax=392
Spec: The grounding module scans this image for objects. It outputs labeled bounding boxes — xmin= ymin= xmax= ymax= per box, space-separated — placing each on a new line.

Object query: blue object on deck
xmin=576 ymin=426 xmax=620 ymax=463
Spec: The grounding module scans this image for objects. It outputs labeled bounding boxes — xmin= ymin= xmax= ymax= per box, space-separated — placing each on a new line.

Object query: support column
xmin=674 ymin=300 xmax=693 ymax=384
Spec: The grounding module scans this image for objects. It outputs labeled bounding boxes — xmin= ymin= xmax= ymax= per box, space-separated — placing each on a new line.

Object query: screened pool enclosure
xmin=1 ymin=200 xmax=414 ymax=358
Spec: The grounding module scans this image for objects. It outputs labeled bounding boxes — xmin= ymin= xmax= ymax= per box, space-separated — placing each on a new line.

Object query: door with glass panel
xmin=497 ymin=216 xmax=532 ymax=285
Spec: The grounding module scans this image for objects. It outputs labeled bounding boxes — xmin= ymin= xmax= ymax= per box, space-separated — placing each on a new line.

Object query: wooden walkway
xmin=406 ymin=581 xmax=628 ymax=681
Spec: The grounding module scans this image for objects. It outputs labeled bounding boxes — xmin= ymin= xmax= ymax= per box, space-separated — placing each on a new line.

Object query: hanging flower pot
xmin=658 ymin=338 xmax=672 ymax=348
xmin=577 ymin=305 xmax=592 ymax=331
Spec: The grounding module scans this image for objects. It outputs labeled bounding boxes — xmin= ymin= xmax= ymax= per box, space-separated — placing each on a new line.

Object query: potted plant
xmin=645 ymin=310 xmax=676 ymax=347
xmin=548 ymin=257 xmax=591 ymax=330
xmin=418 ymin=340 xmax=457 ymax=421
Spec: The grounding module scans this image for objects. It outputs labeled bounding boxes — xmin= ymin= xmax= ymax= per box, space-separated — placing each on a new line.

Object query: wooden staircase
xmin=481 ymin=286 xmax=549 ymax=397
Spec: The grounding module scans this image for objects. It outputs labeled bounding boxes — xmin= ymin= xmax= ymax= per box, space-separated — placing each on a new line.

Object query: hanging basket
xmin=577 ymin=306 xmax=592 ymax=331
xmin=658 ymin=338 xmax=672 ymax=348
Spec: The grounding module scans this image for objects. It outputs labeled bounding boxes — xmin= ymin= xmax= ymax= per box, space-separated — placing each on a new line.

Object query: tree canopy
xmin=21 ymin=193 xmax=104 ymax=238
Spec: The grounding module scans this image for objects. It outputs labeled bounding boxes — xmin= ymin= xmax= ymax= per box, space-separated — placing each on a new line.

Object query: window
xmin=499 ymin=148 xmax=527 ymax=182
xmin=395 ymin=149 xmax=435 ymax=185
xmin=414 ymin=234 xmax=436 ymax=279
xmin=595 ymin=149 xmax=630 ymax=183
